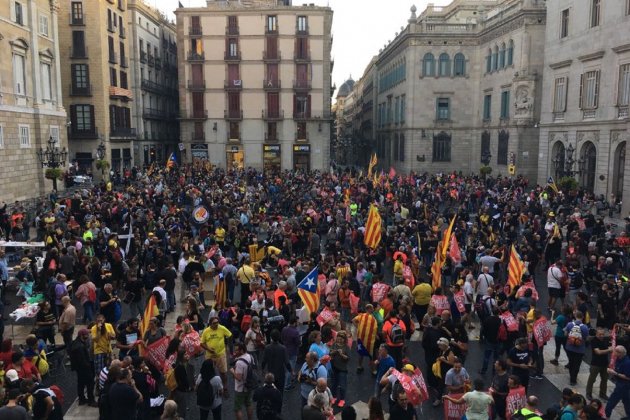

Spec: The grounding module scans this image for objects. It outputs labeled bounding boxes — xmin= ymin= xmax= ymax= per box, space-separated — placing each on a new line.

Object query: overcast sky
xmin=153 ymin=0 xmax=451 ymax=91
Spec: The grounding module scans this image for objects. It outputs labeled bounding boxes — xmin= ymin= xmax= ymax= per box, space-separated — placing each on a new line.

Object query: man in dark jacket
xmin=479 ymin=308 xmax=502 ymax=374
xmin=69 ymin=328 xmax=97 ymax=406
xmin=253 ymin=373 xmax=282 ymax=420
xmin=261 ymin=330 xmax=291 ymax=400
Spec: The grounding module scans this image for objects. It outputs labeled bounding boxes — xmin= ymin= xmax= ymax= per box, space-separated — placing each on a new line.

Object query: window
xmin=627 ymin=0 xmax=630 ymax=15
xmin=507 ymin=41 xmax=514 ymax=66
xmin=439 ymin=53 xmax=450 ymax=77
xmin=483 ymin=94 xmax=492 ymax=120
xmin=41 ymin=63 xmax=52 ymax=101
xmin=39 ymin=14 xmax=49 ymax=36
xmin=0 ymin=125 xmax=4 ymax=148
xmin=110 ymin=67 xmax=117 ymax=86
xmin=579 ymin=70 xmax=600 ymax=109
xmin=618 ymin=64 xmax=630 ymax=106
xmin=480 ymin=131 xmax=490 ymax=163
xmin=591 ymin=0 xmax=600 ymax=27
xmin=436 ymin=98 xmax=450 ymax=120
xmin=228 ymin=38 xmax=238 ymax=57
xmin=423 ymin=53 xmax=435 ymax=77
xmin=400 ymin=95 xmax=406 ymax=123
xmin=73 ymin=104 xmax=94 ymax=131
xmin=492 ymin=47 xmax=498 ymax=71
xmin=500 ymin=90 xmax=510 ymax=119
xmin=561 ymin=9 xmax=569 ymax=38
xmin=295 ymin=38 xmax=308 ymax=59
xmin=454 ymin=53 xmax=466 ymax=76
xmin=50 ymin=126 xmax=60 ymax=144
xmin=227 ymin=15 xmax=238 ymax=32
xmin=13 ymin=1 xmax=24 ymax=25
xmin=497 ymin=130 xmax=509 ymax=165
xmin=267 ymin=15 xmax=277 ymax=32
xmin=486 ymin=50 xmax=492 ymax=73
xmin=294 ymin=94 xmax=310 ymax=117
xmin=72 ymin=31 xmax=86 ymax=57
xmin=297 ymin=16 xmax=307 ymax=32
xmin=19 ymin=124 xmax=30 ymax=148
xmin=120 ymin=71 xmax=127 ymax=89
xmin=499 ymin=44 xmax=506 ymax=69
xmin=432 ymin=131 xmax=451 ymax=162
xmin=553 ymin=77 xmax=568 ymax=112
xmin=71 ymin=2 xmax=83 ymax=24
xmin=393 ymin=134 xmax=399 ymax=161
xmin=399 ymin=135 xmax=405 ymax=162
xmin=12 ymin=54 xmax=26 ymax=95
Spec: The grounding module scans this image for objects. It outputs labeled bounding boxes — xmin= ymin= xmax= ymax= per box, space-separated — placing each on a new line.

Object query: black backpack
xmin=196 ymin=378 xmax=215 ymax=407
xmin=257 ymin=394 xmax=279 ymax=420
xmin=238 ymin=357 xmax=261 ymax=391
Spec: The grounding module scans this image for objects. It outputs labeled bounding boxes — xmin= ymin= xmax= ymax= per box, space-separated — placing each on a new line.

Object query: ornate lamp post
xmin=95 ymin=140 xmax=108 ymax=179
xmin=481 ymin=151 xmax=492 ymax=166
xmin=37 ymin=136 xmax=68 ymax=192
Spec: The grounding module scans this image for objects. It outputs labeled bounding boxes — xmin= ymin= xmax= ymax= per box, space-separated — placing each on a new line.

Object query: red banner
xmin=144 ymin=336 xmax=169 ymax=371
xmin=443 ymin=393 xmax=467 ymax=420
xmin=533 ymin=317 xmax=552 ymax=348
xmin=391 ymin=369 xmax=424 ymax=406
xmin=505 ymin=386 xmax=527 ymax=420
xmin=431 ymin=295 xmax=450 ymax=315
xmin=180 ymin=330 xmax=203 ymax=359
xmin=316 ymin=308 xmax=335 ymax=327
xmin=349 ymin=293 xmax=360 ymax=315
xmin=500 ymin=312 xmax=519 ymax=332
xmin=453 ymin=291 xmax=466 ymax=314
xmin=411 ymin=368 xmax=430 ymax=405
xmin=516 ymin=282 xmax=539 ymax=301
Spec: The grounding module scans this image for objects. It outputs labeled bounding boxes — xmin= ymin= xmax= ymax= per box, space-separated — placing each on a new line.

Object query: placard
xmin=192 ymin=205 xmax=210 ymax=224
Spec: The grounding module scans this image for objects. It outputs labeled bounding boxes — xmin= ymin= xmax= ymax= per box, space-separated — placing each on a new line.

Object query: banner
xmin=144 ymin=336 xmax=169 ymax=371
xmin=533 ymin=317 xmax=552 ymax=348
xmin=516 ymin=282 xmax=539 ymax=301
xmin=349 ymin=293 xmax=360 ymax=315
xmin=391 ymin=369 xmax=425 ymax=407
xmin=443 ymin=393 xmax=467 ymax=420
xmin=192 ymin=206 xmax=210 ymax=224
xmin=180 ymin=330 xmax=202 ymax=359
xmin=453 ymin=291 xmax=466 ymax=314
xmin=430 ymin=294 xmax=450 ymax=315
xmin=505 ymin=386 xmax=527 ymax=420
xmin=316 ymin=307 xmax=335 ymax=327
xmin=411 ymin=368 xmax=430 ymax=405
xmin=499 ymin=312 xmax=519 ymax=332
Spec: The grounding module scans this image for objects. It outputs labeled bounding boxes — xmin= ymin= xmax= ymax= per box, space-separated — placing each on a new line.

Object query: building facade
xmin=128 ymin=0 xmax=179 ymax=167
xmin=538 ymin=0 xmax=630 ymax=214
xmin=175 ymin=0 xmax=333 ymax=171
xmin=0 ymin=0 xmax=68 ymax=201
xmin=360 ymin=0 xmax=546 ymax=181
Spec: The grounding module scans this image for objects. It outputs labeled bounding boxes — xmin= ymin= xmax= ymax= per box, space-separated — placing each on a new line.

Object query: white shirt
xmin=178 ymin=258 xmax=188 ymax=274
xmin=476 ymin=273 xmax=494 ymax=297
xmin=463 ymin=281 xmax=474 ymax=304
xmin=547 ymin=265 xmax=563 ymax=289
xmin=152 ymin=286 xmax=167 ymax=303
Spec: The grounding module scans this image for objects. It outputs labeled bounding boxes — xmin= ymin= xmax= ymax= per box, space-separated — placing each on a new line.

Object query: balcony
xmin=187 ymin=51 xmax=205 ymax=62
xmin=224 ymin=79 xmax=243 ymax=90
xmin=143 ymin=108 xmax=165 ymax=120
xmin=296 ymin=25 xmax=309 ymax=35
xmin=224 ymin=109 xmax=243 ymax=120
xmin=69 ymin=84 xmax=92 ymax=97
xmin=140 ymin=51 xmax=147 ymax=63
xmin=552 ymin=112 xmax=565 ymax=122
xmin=262 ymin=110 xmax=284 ymax=121
xmin=265 ymin=132 xmax=278 ymax=142
xmin=294 ymin=51 xmax=311 ymax=61
xmin=295 ymin=132 xmax=309 ymax=142
xmin=224 ymin=51 xmax=241 ymax=61
xmin=226 ymin=25 xmax=239 ymax=35
xmin=583 ymin=109 xmax=597 ymax=120
xmin=263 ymin=78 xmax=281 ymax=90
xmin=69 ymin=127 xmax=99 ymax=139
xmin=192 ymin=132 xmax=205 ymax=142
xmin=147 ymin=54 xmax=155 ymax=67
xmin=618 ymin=105 xmax=629 ymax=119
xmin=108 ymin=51 xmax=118 ymax=64
xmin=109 ymin=86 xmax=133 ymax=100
xmin=69 ymin=46 xmax=88 ymax=59
xmin=141 ymin=79 xmax=163 ymax=94
xmin=187 ymin=79 xmax=206 ymax=90
xmin=107 ymin=22 xmax=115 ymax=33
xmin=155 ymin=57 xmax=161 ymax=69
xmin=182 ymin=110 xmax=208 ymax=120
xmin=69 ymin=13 xmax=85 ymax=26
xmin=263 ymin=50 xmax=281 ymax=62
xmin=227 ymin=133 xmax=240 ymax=142
xmin=119 ymin=26 xmax=126 ymax=39
xmin=293 ymin=111 xmax=311 ymax=120
xmin=189 ymin=26 xmax=202 ymax=36
xmin=120 ymin=55 xmax=128 ymax=68
xmin=117 ymin=0 xmax=125 ymax=11
xmin=293 ymin=79 xmax=311 ymax=90
xmin=110 ymin=127 xmax=136 ymax=138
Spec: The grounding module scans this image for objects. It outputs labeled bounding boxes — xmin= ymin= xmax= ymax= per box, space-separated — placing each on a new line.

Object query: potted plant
xmin=480 ymin=165 xmax=493 ymax=178
xmin=44 ymin=168 xmax=64 ymax=180
xmin=558 ymin=176 xmax=578 ymax=193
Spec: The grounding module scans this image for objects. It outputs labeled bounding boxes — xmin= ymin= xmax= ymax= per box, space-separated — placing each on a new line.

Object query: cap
xmin=437 ymin=337 xmax=450 ymax=346
xmin=5 ymin=369 xmax=18 ymax=382
xmin=402 ymin=364 xmax=415 ymax=372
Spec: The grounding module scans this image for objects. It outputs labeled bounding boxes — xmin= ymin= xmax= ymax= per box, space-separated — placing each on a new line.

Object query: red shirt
xmin=16 ymin=358 xmax=39 ymax=380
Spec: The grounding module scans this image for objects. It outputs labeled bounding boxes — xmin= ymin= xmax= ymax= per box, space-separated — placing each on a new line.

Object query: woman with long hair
xmin=196 ymin=359 xmax=223 ymax=420
xmin=185 ymin=297 xmax=202 ymax=332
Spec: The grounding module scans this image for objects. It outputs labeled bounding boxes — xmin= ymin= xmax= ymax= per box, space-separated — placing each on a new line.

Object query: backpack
xmin=33 ymin=388 xmax=62 ymax=420
xmin=555 ymin=407 xmax=576 ymax=420
xmin=241 ymin=314 xmax=253 ymax=333
xmin=32 ymin=350 xmax=50 ymax=376
xmin=257 ymin=392 xmax=278 ymax=420
xmin=498 ymin=322 xmax=508 ymax=342
xmin=47 ymin=280 xmax=60 ymax=301
xmin=88 ymin=287 xmax=97 ymax=303
xmin=195 ymin=378 xmax=215 ymax=407
xmin=165 ymin=366 xmax=178 ymax=391
xmin=238 ymin=357 xmax=261 ymax=391
xmin=567 ymin=323 xmax=584 ymax=347
xmin=387 ymin=319 xmax=405 ymax=345
xmin=512 ymin=409 xmax=539 ymax=420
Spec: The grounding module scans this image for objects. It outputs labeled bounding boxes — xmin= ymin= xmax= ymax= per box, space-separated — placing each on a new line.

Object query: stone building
xmin=538 ymin=0 xmax=630 ymax=214
xmin=175 ymin=0 xmax=333 ymax=171
xmin=364 ymin=0 xmax=545 ymax=181
xmin=0 ymin=0 xmax=68 ymax=201
xmin=128 ymin=0 xmax=179 ymax=167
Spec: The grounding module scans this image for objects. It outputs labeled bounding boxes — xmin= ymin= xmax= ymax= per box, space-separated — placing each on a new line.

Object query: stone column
xmin=520 ymin=29 xmax=530 ymax=71
xmin=29 ymin=0 xmax=42 ymax=105
xmin=50 ymin=0 xmax=63 ymax=112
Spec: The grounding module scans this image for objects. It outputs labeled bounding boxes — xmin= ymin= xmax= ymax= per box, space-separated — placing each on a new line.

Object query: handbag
xmin=431 ymin=360 xmax=442 ymax=378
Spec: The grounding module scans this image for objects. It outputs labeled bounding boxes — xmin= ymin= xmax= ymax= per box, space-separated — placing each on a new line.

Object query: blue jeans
xmin=481 ymin=342 xmax=500 ymax=373
xmin=83 ymin=301 xmax=95 ymax=323
xmin=285 ymin=355 xmax=297 ymax=389
xmin=166 ymin=290 xmax=176 ymax=311
xmin=605 ymin=383 xmax=630 ymax=418
xmin=331 ymin=368 xmax=347 ymax=400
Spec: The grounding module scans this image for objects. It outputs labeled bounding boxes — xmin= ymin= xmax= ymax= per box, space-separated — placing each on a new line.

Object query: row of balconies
xmin=188 ymin=26 xmax=309 ymax=36
xmin=190 ymin=131 xmax=308 ymax=143
xmin=185 ymin=79 xmax=310 ymax=91
xmin=182 ymin=109 xmax=312 ymax=121
xmin=68 ymin=127 xmax=138 ymax=139
xmin=186 ymin=50 xmax=310 ymax=62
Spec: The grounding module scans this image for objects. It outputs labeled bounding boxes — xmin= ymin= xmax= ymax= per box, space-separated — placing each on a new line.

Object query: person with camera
xmin=298 ymin=352 xmax=328 ymax=408
xmin=91 ymin=313 xmax=116 ymax=378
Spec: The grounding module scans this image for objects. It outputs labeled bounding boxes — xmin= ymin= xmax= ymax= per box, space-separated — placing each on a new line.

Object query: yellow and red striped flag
xmin=441 ymin=215 xmax=457 ymax=260
xmin=508 ymin=244 xmax=525 ymax=290
xmin=432 ymin=214 xmax=457 ymax=290
xmin=297 ymin=266 xmax=320 ymax=313
xmin=215 ymin=275 xmax=227 ymax=308
xmin=355 ymin=312 xmax=378 ymax=359
xmin=367 ymin=153 xmax=377 ymax=178
xmin=363 ymin=204 xmax=382 ymax=249
xmin=139 ymin=294 xmax=160 ymax=355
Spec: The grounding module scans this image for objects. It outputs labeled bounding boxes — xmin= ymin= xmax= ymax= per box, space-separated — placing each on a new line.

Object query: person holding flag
xmin=297 ymin=266 xmax=320 ymax=314
xmin=166 ymin=152 xmax=177 ymax=171
xmin=352 ymin=304 xmax=379 ymax=374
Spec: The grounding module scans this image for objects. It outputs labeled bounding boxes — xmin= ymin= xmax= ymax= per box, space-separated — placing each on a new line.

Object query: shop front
xmin=226 ymin=145 xmax=244 ymax=170
xmin=293 ymin=144 xmax=310 ymax=171
xmin=263 ymin=144 xmax=281 ymax=173
xmin=191 ymin=143 xmax=209 ymax=160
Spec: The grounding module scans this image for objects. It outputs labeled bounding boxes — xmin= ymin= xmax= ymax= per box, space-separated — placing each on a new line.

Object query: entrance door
xmin=226 ymin=149 xmax=244 ymax=170
xmin=580 ymin=141 xmax=597 ymax=193
xmin=614 ymin=142 xmax=626 ymax=200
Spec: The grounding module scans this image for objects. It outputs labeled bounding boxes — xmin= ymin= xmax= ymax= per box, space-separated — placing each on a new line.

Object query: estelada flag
xmin=355 ymin=312 xmax=377 ymax=359
xmin=364 ymin=205 xmax=382 ymax=249
xmin=507 ymin=244 xmax=525 ymax=290
xmin=166 ymin=152 xmax=177 ymax=170
xmin=215 ymin=274 xmax=227 ymax=308
xmin=139 ymin=295 xmax=160 ymax=355
xmin=297 ymin=266 xmax=320 ymax=314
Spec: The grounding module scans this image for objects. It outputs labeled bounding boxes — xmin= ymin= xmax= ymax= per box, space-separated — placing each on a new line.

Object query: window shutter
xmin=70 ymin=105 xmax=77 ymax=128
xmin=307 ymin=94 xmax=311 ymax=117
xmin=10 ymin=1 xmax=16 ymax=22
xmin=594 ymin=70 xmax=600 ymax=108
xmin=563 ymin=77 xmax=568 ymax=112
xmin=579 ymin=74 xmax=584 ymax=109
xmin=89 ymin=105 xmax=95 ymax=130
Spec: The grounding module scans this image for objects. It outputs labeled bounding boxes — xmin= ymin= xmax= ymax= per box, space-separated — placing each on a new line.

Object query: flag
xmin=367 ymin=153 xmax=377 ymax=178
xmin=297 ymin=266 xmax=320 ymax=314
xmin=364 ymin=205 xmax=382 ymax=249
xmin=166 ymin=152 xmax=177 ymax=170
xmin=547 ymin=176 xmax=559 ymax=194
xmin=248 ymin=244 xmax=265 ymax=263
xmin=389 ymin=167 xmax=396 ymax=180
xmin=432 ymin=214 xmax=456 ymax=290
xmin=355 ymin=312 xmax=378 ymax=358
xmin=215 ymin=275 xmax=226 ymax=308
xmin=449 ymin=235 xmax=462 ymax=265
xmin=507 ymin=245 xmax=525 ymax=290
xmin=416 ymin=232 xmax=422 ymax=254
xmin=178 ymin=1 xmax=184 ymax=7
xmin=441 ymin=215 xmax=457 ymax=260
xmin=139 ymin=295 xmax=160 ymax=355
xmin=372 ymin=172 xmax=379 ymax=188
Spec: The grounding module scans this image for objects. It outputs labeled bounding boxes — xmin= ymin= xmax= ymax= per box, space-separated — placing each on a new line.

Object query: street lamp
xmin=37 ymin=136 xmax=68 ymax=192
xmin=96 ymin=140 xmax=106 ymax=161
xmin=554 ymin=143 xmax=585 ymax=178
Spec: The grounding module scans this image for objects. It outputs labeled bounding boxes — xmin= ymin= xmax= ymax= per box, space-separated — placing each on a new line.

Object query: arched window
xmin=439 ymin=53 xmax=450 ymax=77
xmin=499 ymin=43 xmax=506 ymax=69
xmin=432 ymin=131 xmax=451 ymax=162
xmin=497 ymin=130 xmax=509 ymax=165
xmin=552 ymin=141 xmax=566 ymax=180
xmin=507 ymin=40 xmax=514 ymax=66
xmin=399 ymin=134 xmax=405 ymax=162
xmin=492 ymin=46 xmax=499 ymax=71
xmin=486 ymin=50 xmax=492 ymax=73
xmin=423 ymin=53 xmax=435 ymax=77
xmin=481 ymin=131 xmax=491 ymax=163
xmin=454 ymin=53 xmax=466 ymax=76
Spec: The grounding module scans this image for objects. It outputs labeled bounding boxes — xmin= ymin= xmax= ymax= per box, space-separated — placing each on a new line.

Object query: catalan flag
xmin=363 ymin=204 xmax=382 ymax=249
xmin=166 ymin=152 xmax=177 ymax=170
xmin=507 ymin=244 xmax=525 ymax=290
xmin=355 ymin=312 xmax=378 ymax=359
xmin=215 ymin=274 xmax=226 ymax=308
xmin=367 ymin=153 xmax=377 ymax=178
xmin=297 ymin=266 xmax=320 ymax=314
xmin=441 ymin=215 xmax=457 ymax=260
xmin=432 ymin=214 xmax=457 ymax=290
xmin=547 ymin=176 xmax=559 ymax=194
xmin=139 ymin=294 xmax=160 ymax=355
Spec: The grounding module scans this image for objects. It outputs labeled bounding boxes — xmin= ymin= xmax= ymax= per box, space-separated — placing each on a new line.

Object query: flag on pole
xmin=297 ymin=266 xmax=320 ymax=314
xmin=507 ymin=245 xmax=525 ymax=290
xmin=432 ymin=214 xmax=457 ymax=290
xmin=441 ymin=215 xmax=457 ymax=260
xmin=214 ymin=274 xmax=226 ymax=308
xmin=364 ymin=205 xmax=382 ymax=249
xmin=367 ymin=153 xmax=377 ymax=178
xmin=547 ymin=176 xmax=559 ymax=194
xmin=449 ymin=235 xmax=462 ymax=265
xmin=355 ymin=312 xmax=378 ymax=359
xmin=166 ymin=152 xmax=177 ymax=170
xmin=139 ymin=295 xmax=160 ymax=355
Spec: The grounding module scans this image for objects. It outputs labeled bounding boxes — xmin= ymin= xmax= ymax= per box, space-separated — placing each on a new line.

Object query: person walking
xmin=261 ymin=329 xmax=291 ymax=400
xmin=58 ymin=296 xmax=76 ymax=350
xmin=564 ymin=310 xmax=589 ymax=386
xmin=586 ymin=327 xmax=612 ymax=400
xmin=108 ymin=367 xmax=143 ymax=420
xmin=382 ymin=311 xmax=406 ymax=370
xmin=196 ymin=359 xmax=223 ymax=420
xmin=605 ymin=345 xmax=630 ymax=419
xmin=201 ymin=316 xmax=233 ymax=394
xmin=253 ymin=373 xmax=282 ymax=420
xmin=230 ymin=342 xmax=255 ymax=420
xmin=69 ymin=328 xmax=97 ymax=407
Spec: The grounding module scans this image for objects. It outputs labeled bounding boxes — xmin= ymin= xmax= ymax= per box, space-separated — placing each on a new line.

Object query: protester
xmin=196 ymin=359 xmax=223 ymax=420
xmin=253 ymin=373 xmax=282 ymax=420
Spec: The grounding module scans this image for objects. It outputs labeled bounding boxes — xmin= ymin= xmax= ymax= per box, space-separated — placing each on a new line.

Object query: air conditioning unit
xmin=233 ymin=79 xmax=242 ymax=86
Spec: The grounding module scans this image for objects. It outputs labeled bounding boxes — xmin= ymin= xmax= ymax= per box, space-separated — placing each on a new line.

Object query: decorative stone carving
xmin=576 ymin=131 xmax=599 ymax=145
xmin=611 ymin=130 xmax=630 ymax=144
xmin=514 ymin=86 xmax=532 ymax=116
xmin=49 ymin=0 xmax=59 ymax=13
xmin=550 ymin=132 xmax=568 ymax=144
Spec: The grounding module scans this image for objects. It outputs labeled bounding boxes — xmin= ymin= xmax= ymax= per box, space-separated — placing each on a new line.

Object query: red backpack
xmin=241 ymin=314 xmax=252 ymax=333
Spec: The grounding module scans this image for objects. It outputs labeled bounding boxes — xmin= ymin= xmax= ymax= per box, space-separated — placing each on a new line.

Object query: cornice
xmin=549 ymin=59 xmax=572 ymax=70
xmin=612 ymin=43 xmax=630 ymax=54
xmin=577 ymin=50 xmax=605 ymax=62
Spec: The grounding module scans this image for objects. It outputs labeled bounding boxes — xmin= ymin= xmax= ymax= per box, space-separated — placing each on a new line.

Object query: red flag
xmin=349 ymin=292 xmax=360 ymax=314
xmin=144 ymin=336 xmax=169 ymax=370
xmin=388 ymin=167 xmax=396 ymax=180
xmin=505 ymin=386 xmax=527 ymax=419
xmin=449 ymin=235 xmax=462 ymax=265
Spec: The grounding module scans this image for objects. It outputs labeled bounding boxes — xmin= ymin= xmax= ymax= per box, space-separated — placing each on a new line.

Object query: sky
xmin=152 ymin=0 xmax=451 ymax=91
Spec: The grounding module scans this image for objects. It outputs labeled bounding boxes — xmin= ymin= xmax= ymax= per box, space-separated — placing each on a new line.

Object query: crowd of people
xmin=0 ymin=163 xmax=629 ymax=420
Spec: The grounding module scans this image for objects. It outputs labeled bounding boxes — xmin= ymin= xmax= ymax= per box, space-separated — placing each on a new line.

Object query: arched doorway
xmin=614 ymin=142 xmax=626 ymax=200
xmin=580 ymin=141 xmax=597 ymax=192
xmin=551 ymin=141 xmax=565 ymax=180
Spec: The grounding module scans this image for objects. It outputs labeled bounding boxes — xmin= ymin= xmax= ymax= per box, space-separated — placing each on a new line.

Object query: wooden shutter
xmin=70 ymin=105 xmax=77 ymax=128
xmin=228 ymin=64 xmax=239 ymax=83
xmin=191 ymin=15 xmax=200 ymax=29
xmin=266 ymin=37 xmax=277 ymax=58
xmin=307 ymin=94 xmax=311 ymax=117
xmin=594 ymin=70 xmax=600 ymax=108
xmin=297 ymin=64 xmax=308 ymax=82
xmin=191 ymin=64 xmax=203 ymax=84
xmin=268 ymin=93 xmax=279 ymax=114
xmin=579 ymin=74 xmax=584 ymax=109
xmin=267 ymin=64 xmax=278 ymax=82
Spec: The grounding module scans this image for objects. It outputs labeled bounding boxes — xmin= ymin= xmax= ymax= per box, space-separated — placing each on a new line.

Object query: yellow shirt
xmin=237 ymin=265 xmax=255 ymax=284
xmin=526 ymin=308 xmax=535 ymax=334
xmin=91 ymin=323 xmax=116 ymax=355
xmin=412 ymin=283 xmax=432 ymax=306
xmin=393 ymin=260 xmax=404 ymax=276
xmin=215 ymin=227 xmax=226 ymax=242
xmin=200 ymin=325 xmax=233 ymax=358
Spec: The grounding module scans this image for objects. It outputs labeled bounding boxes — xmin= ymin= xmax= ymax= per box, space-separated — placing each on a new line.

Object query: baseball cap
xmin=402 ymin=364 xmax=415 ymax=372
xmin=5 ymin=369 xmax=19 ymax=382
